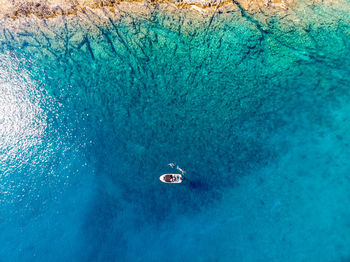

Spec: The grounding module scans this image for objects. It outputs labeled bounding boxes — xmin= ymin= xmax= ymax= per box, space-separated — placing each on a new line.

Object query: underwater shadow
xmin=185 ymin=177 xmax=211 ymax=192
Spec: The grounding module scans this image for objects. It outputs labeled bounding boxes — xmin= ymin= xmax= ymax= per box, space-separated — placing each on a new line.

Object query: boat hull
xmin=160 ymin=174 xmax=182 ymax=183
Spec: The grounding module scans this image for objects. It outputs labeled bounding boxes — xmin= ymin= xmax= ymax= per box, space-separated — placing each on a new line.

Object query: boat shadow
xmin=185 ymin=176 xmax=211 ymax=192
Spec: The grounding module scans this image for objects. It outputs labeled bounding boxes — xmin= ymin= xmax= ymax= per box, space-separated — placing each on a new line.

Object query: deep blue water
xmin=1 ymin=3 xmax=350 ymax=261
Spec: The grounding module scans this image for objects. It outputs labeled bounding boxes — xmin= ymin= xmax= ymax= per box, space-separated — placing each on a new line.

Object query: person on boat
xmin=177 ymin=174 xmax=183 ymax=181
xmin=166 ymin=175 xmax=176 ymax=182
xmin=161 ymin=163 xmax=185 ymax=183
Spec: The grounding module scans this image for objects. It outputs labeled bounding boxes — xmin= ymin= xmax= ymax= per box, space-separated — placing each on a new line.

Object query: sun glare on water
xmin=0 ymin=54 xmax=48 ymax=191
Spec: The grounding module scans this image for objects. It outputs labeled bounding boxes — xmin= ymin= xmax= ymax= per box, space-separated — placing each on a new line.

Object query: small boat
xmin=160 ymin=174 xmax=183 ymax=183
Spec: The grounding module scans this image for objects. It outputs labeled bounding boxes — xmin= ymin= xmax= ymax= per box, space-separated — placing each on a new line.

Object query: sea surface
xmin=0 ymin=3 xmax=350 ymax=261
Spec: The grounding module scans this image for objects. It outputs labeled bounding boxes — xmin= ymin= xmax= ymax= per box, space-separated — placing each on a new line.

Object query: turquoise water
xmin=0 ymin=3 xmax=350 ymax=261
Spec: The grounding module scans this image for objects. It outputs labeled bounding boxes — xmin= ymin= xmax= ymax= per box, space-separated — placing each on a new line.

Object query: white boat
xmin=159 ymin=174 xmax=183 ymax=183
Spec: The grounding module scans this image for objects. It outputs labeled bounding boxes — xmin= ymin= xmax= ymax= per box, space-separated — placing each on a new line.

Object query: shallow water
xmin=0 ymin=3 xmax=350 ymax=261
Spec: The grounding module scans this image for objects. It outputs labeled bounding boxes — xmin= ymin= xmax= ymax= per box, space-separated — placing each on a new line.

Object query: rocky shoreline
xmin=0 ymin=0 xmax=295 ymax=21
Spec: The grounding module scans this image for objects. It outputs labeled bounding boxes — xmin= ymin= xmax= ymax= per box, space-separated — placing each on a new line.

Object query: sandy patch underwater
xmin=0 ymin=1 xmax=350 ymax=261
